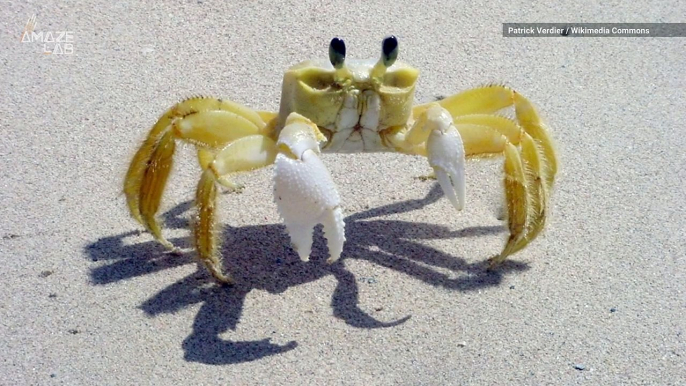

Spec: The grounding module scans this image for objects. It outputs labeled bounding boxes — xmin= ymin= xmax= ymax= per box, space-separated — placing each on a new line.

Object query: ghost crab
xmin=124 ymin=36 xmax=557 ymax=285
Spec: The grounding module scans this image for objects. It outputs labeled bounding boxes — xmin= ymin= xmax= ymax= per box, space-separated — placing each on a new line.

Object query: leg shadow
xmin=86 ymin=183 xmax=528 ymax=365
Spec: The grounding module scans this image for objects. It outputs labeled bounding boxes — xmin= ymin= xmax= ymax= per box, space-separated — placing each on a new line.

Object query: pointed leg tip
xmin=326 ymin=256 xmax=341 ymax=265
xmin=158 ymin=238 xmax=177 ymax=251
xmin=487 ymin=256 xmax=502 ymax=270
xmin=216 ymin=276 xmax=235 ymax=286
xmin=207 ymin=267 xmax=235 ymax=286
xmin=488 ymin=249 xmax=512 ymax=269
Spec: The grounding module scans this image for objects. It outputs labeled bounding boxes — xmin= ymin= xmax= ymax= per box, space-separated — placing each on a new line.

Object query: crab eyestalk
xmin=371 ymin=35 xmax=399 ymax=81
xmin=329 ymin=37 xmax=352 ymax=85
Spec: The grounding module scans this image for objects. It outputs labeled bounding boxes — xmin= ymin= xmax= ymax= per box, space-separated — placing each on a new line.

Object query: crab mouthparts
xmin=322 ymin=90 xmax=386 ymax=153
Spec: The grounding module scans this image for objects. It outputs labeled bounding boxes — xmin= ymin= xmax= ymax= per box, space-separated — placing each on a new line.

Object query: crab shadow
xmin=85 ymin=184 xmax=528 ymax=365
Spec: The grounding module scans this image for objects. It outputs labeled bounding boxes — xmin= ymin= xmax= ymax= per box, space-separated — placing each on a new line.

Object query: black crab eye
xmin=381 ymin=35 xmax=398 ymax=67
xmin=329 ymin=37 xmax=346 ymax=69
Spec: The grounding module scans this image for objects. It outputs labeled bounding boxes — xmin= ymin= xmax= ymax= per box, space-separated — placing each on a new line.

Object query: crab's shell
xmin=276 ymin=59 xmax=420 ymax=142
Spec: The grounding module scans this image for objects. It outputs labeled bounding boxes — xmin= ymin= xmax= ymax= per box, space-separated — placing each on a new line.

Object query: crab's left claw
xmin=273 ymin=113 xmax=346 ymax=264
xmin=410 ymin=104 xmax=466 ymax=211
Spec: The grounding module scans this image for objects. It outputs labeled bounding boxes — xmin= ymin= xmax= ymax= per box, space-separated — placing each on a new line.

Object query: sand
xmin=1 ymin=1 xmax=684 ymax=385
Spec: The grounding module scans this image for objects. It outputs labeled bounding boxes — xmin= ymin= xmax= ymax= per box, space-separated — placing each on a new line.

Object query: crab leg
xmin=406 ymin=104 xmax=466 ymax=211
xmin=135 ymin=130 xmax=176 ymax=250
xmin=194 ymin=135 xmax=278 ymax=284
xmin=415 ymin=85 xmax=557 ymax=266
xmin=489 ymin=94 xmax=555 ymax=265
xmin=273 ymin=113 xmax=346 ymax=263
xmin=123 ymin=97 xmax=268 ymax=250
xmin=427 ymin=85 xmax=557 ymax=182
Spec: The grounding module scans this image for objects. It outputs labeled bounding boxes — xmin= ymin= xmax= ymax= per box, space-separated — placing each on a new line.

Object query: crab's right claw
xmin=273 ymin=113 xmax=346 ymax=264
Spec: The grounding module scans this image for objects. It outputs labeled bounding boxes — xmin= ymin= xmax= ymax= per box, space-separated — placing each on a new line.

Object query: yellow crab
xmin=124 ymin=36 xmax=557 ymax=285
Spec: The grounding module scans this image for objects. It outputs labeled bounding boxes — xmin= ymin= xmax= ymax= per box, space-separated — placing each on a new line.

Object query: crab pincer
xmin=273 ymin=113 xmax=346 ymax=264
xmin=425 ymin=106 xmax=466 ymax=211
xmin=407 ymin=104 xmax=466 ymax=211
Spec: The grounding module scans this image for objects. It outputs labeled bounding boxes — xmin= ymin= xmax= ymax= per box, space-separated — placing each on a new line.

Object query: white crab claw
xmin=273 ymin=113 xmax=346 ymax=263
xmin=426 ymin=108 xmax=466 ymax=211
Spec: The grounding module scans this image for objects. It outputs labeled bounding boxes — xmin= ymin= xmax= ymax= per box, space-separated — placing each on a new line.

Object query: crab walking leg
xmin=513 ymin=92 xmax=557 ymax=187
xmin=487 ymin=131 xmax=553 ymax=266
xmin=123 ymin=97 xmax=267 ymax=249
xmin=428 ymin=85 xmax=557 ymax=184
xmin=273 ymin=113 xmax=345 ymax=263
xmin=406 ymin=104 xmax=466 ymax=211
xmin=510 ymin=133 xmax=548 ymax=254
xmin=495 ymin=143 xmax=529 ymax=263
xmin=193 ymin=135 xmax=278 ymax=284
xmin=430 ymin=118 xmax=550 ymax=267
xmin=138 ymin=130 xmax=176 ymax=249
xmin=412 ymin=86 xmax=557 ymax=264
xmin=197 ymin=148 xmax=244 ymax=190
xmin=414 ymin=85 xmax=516 ymax=118
xmin=449 ymin=87 xmax=555 ymax=264
xmin=453 ymin=115 xmax=522 ymax=154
